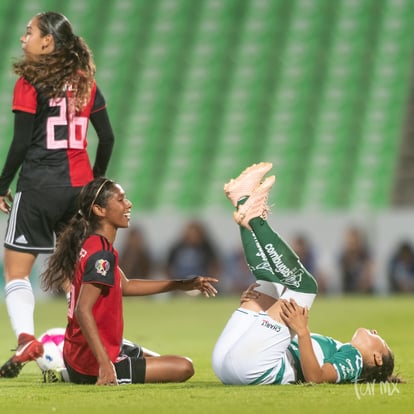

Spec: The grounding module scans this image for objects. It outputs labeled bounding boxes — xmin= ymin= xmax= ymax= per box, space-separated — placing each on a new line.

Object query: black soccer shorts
xmin=4 ymin=187 xmax=82 ymax=254
xmin=65 ymin=356 xmax=147 ymax=385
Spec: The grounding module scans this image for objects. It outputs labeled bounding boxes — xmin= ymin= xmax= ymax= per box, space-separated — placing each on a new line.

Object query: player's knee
xmin=178 ymin=357 xmax=194 ymax=381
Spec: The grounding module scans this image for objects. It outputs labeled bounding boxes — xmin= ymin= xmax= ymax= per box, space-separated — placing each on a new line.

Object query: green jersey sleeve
xmin=324 ymin=343 xmax=363 ymax=383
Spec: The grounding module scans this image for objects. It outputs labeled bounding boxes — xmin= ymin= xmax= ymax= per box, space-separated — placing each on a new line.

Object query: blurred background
xmin=1 ymin=0 xmax=414 ymax=297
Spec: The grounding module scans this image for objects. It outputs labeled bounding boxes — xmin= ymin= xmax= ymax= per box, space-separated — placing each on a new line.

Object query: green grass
xmin=0 ymin=295 xmax=413 ymax=414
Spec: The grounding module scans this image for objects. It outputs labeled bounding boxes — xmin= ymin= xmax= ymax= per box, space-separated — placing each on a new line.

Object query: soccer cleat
xmin=233 ymin=175 xmax=275 ymax=230
xmin=224 ymin=162 xmax=273 ymax=207
xmin=43 ymin=368 xmax=64 ymax=383
xmin=0 ymin=333 xmax=44 ymax=378
xmin=120 ymin=338 xmax=143 ymax=359
xmin=0 ymin=359 xmax=22 ymax=378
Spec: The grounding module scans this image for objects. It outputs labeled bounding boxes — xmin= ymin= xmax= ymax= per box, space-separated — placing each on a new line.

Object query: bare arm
xmin=280 ymin=299 xmax=337 ymax=384
xmin=119 ymin=267 xmax=218 ymax=297
xmin=75 ymin=283 xmax=117 ymax=386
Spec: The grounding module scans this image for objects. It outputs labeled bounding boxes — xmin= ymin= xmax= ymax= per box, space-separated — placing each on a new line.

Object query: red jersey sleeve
xmin=82 ymin=250 xmax=116 ymax=287
xmin=12 ymin=77 xmax=37 ymax=114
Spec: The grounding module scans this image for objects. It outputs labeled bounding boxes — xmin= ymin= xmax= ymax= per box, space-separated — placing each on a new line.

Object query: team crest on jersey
xmin=95 ymin=259 xmax=110 ymax=276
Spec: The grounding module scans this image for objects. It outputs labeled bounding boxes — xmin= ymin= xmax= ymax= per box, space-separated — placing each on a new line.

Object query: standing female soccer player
xmin=0 ymin=12 xmax=115 ymax=377
xmin=41 ymin=177 xmax=218 ymax=385
xmin=212 ymin=163 xmax=399 ymax=385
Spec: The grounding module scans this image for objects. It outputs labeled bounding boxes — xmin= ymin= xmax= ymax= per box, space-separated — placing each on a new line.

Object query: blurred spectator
xmin=222 ymin=244 xmax=255 ymax=294
xmin=165 ymin=220 xmax=221 ymax=281
xmin=119 ymin=225 xmax=153 ymax=279
xmin=338 ymin=226 xmax=374 ymax=294
xmin=291 ymin=233 xmax=327 ymax=294
xmin=388 ymin=241 xmax=414 ymax=293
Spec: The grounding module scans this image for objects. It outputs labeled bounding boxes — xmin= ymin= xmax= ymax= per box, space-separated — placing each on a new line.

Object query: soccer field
xmin=0 ymin=295 xmax=412 ymax=414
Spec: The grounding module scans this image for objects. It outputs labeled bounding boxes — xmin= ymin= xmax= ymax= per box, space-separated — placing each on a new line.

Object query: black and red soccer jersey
xmin=64 ymin=234 xmax=123 ymax=376
xmin=0 ymin=77 xmax=107 ymax=194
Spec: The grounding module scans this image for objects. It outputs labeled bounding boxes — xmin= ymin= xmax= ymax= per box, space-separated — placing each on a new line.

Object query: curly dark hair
xmin=41 ymin=177 xmax=116 ymax=292
xmin=13 ymin=11 xmax=95 ymax=112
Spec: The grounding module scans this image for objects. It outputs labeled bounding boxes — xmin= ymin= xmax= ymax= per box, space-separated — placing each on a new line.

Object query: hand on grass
xmin=96 ymin=360 xmax=118 ymax=386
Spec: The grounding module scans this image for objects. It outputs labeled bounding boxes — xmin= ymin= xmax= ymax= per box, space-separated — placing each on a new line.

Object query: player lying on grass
xmin=212 ymin=162 xmax=400 ymax=385
xmin=40 ymin=177 xmax=218 ymax=385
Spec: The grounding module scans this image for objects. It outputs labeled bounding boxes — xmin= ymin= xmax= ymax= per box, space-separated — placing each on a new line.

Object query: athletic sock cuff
xmin=254 ymin=280 xmax=285 ymax=299
xmin=5 ymin=278 xmax=32 ymax=296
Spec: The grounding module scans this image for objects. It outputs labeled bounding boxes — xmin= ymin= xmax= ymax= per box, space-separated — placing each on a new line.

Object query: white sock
xmin=5 ymin=278 xmax=35 ymax=338
xmin=281 ymin=288 xmax=316 ymax=309
xmin=254 ymin=280 xmax=285 ymax=299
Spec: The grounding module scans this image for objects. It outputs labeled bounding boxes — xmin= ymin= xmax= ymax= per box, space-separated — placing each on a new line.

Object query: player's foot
xmin=233 ymin=175 xmax=275 ymax=230
xmin=224 ymin=162 xmax=273 ymax=207
xmin=0 ymin=333 xmax=44 ymax=378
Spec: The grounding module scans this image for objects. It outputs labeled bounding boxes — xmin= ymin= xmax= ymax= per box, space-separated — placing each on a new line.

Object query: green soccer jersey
xmin=287 ymin=334 xmax=363 ymax=383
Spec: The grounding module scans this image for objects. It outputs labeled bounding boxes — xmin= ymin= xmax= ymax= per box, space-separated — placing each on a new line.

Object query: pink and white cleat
xmin=224 ymin=162 xmax=273 ymax=208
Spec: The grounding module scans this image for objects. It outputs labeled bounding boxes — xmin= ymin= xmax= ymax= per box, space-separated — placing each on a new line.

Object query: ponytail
xmin=13 ymin=12 xmax=96 ymax=112
xmin=41 ymin=177 xmax=116 ymax=292
xmin=41 ymin=214 xmax=90 ymax=292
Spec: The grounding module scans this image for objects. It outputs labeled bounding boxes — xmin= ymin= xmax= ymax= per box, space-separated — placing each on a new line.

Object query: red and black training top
xmin=64 ymin=234 xmax=123 ymax=376
xmin=0 ymin=76 xmax=114 ymax=195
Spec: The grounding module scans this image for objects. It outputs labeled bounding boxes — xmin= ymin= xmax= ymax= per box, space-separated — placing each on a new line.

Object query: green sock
xmin=240 ymin=226 xmax=279 ymax=283
xmin=249 ymin=217 xmax=318 ymax=294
